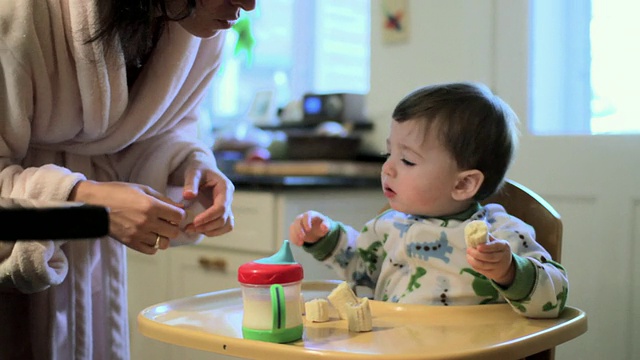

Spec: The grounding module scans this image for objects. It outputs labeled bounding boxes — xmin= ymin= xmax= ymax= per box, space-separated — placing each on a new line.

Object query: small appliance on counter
xmin=302 ymin=93 xmax=366 ymax=125
xmin=237 ymin=240 xmax=304 ymax=343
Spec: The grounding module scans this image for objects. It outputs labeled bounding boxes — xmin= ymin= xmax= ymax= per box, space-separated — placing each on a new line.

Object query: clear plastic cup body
xmin=241 ymin=281 xmax=302 ymax=330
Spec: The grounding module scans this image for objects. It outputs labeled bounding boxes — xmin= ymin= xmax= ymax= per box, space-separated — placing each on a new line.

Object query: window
xmin=590 ymin=0 xmax=640 ymax=134
xmin=197 ymin=0 xmax=370 ymax=144
xmin=529 ymin=0 xmax=640 ymax=135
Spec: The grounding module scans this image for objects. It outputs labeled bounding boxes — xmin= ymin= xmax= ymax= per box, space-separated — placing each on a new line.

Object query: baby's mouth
xmin=383 ymin=185 xmax=396 ymax=196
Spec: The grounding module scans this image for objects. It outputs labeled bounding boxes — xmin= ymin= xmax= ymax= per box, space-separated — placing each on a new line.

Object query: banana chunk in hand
xmin=465 ymin=220 xmax=489 ymax=248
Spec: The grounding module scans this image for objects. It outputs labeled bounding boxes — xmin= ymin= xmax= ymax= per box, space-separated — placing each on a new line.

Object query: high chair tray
xmin=137 ymin=280 xmax=587 ymax=360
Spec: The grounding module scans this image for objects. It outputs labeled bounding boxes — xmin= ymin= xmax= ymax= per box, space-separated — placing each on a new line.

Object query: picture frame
xmin=247 ymin=89 xmax=278 ymax=126
xmin=382 ymin=0 xmax=410 ymax=44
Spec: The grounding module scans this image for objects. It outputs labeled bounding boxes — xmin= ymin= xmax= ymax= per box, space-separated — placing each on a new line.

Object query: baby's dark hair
xmin=392 ymin=82 xmax=519 ymax=200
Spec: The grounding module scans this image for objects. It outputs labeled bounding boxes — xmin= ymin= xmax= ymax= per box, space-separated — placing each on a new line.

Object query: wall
xmin=364 ymin=0 xmax=495 ymax=153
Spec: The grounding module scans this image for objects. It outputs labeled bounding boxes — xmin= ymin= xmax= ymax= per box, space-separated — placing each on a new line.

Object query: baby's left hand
xmin=466 ymin=237 xmax=515 ymax=287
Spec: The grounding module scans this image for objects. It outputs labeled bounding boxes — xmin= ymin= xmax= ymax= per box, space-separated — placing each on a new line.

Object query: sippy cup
xmin=237 ymin=240 xmax=304 ymax=343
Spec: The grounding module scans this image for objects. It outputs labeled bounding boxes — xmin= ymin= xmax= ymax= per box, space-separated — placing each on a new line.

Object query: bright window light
xmin=198 ymin=0 xmax=370 ymax=140
xmin=590 ymin=0 xmax=640 ymax=134
xmin=530 ymin=0 xmax=640 ymax=135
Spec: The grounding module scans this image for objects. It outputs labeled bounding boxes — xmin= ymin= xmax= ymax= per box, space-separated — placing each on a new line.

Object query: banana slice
xmin=305 ymin=298 xmax=330 ymax=322
xmin=327 ymin=281 xmax=360 ymax=319
xmin=465 ymin=220 xmax=489 ymax=248
xmin=347 ymin=297 xmax=372 ymax=332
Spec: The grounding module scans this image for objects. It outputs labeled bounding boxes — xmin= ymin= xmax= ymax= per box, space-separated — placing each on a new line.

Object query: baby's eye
xmin=401 ymin=158 xmax=416 ymax=166
xmin=381 ymin=152 xmax=391 ymax=159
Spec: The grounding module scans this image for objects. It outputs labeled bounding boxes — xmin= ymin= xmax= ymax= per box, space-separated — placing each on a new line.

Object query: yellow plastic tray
xmin=137 ymin=280 xmax=587 ymax=360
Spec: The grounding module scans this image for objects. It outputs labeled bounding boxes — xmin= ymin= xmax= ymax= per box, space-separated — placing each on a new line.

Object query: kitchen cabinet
xmin=127 ymin=187 xmax=384 ymax=360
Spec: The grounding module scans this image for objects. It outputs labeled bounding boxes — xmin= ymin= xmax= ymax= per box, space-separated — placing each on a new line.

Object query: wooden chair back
xmin=484 ymin=179 xmax=562 ymax=360
xmin=481 ymin=179 xmax=563 ymax=261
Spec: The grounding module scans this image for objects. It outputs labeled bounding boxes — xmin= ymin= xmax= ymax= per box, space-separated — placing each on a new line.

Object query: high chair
xmin=138 ymin=179 xmax=586 ymax=360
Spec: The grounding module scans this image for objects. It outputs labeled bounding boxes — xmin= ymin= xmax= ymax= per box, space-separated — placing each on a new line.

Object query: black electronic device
xmin=0 ymin=198 xmax=109 ymax=240
xmin=302 ymin=93 xmax=366 ymax=125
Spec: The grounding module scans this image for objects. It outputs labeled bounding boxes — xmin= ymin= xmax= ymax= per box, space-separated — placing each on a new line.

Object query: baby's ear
xmin=452 ymin=169 xmax=483 ymax=201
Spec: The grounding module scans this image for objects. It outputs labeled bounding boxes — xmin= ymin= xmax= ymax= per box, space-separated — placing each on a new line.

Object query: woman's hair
xmin=391 ymin=82 xmax=520 ymax=201
xmin=88 ymin=0 xmax=197 ymax=67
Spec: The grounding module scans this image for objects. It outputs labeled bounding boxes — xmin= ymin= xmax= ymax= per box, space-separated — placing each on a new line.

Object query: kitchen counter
xmin=217 ymin=152 xmax=383 ymax=189
xmin=228 ymin=173 xmax=381 ymax=189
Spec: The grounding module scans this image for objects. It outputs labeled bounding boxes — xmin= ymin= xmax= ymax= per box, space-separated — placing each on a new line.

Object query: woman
xmin=0 ymin=0 xmax=256 ymax=358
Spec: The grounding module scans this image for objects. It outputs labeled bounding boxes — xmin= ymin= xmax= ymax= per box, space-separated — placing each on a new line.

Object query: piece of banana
xmin=347 ymin=297 xmax=372 ymax=332
xmin=464 ymin=220 xmax=489 ymax=248
xmin=305 ymin=298 xmax=330 ymax=322
xmin=327 ymin=281 xmax=360 ymax=319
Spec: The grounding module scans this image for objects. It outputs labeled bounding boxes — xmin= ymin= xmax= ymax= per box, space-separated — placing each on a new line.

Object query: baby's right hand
xmin=289 ymin=210 xmax=331 ymax=246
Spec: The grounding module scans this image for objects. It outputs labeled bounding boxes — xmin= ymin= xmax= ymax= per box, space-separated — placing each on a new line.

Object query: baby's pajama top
xmin=303 ymin=203 xmax=568 ymax=318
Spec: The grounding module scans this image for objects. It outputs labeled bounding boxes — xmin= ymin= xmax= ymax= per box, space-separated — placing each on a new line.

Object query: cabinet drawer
xmin=199 ymin=191 xmax=276 ymax=253
xmin=169 ymin=245 xmax=262 ymax=297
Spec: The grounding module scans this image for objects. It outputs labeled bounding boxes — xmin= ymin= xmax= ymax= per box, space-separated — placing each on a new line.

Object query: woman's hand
xmin=466 ymin=237 xmax=516 ymax=286
xmin=288 ymin=210 xmax=331 ymax=246
xmin=69 ymin=181 xmax=185 ymax=254
xmin=179 ymin=161 xmax=235 ymax=237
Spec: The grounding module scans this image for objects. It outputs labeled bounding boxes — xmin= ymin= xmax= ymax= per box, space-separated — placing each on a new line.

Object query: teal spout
xmin=255 ymin=240 xmax=297 ymax=264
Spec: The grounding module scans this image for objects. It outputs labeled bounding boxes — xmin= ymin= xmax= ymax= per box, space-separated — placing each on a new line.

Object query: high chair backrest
xmin=481 ymin=179 xmax=563 ymax=262
xmin=481 ymin=179 xmax=563 ymax=360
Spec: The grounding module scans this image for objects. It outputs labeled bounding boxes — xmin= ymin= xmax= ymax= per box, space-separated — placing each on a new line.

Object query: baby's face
xmin=381 ymin=119 xmax=464 ymax=217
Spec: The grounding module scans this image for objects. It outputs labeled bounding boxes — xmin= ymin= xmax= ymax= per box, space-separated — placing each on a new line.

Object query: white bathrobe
xmin=0 ymin=0 xmax=224 ymax=358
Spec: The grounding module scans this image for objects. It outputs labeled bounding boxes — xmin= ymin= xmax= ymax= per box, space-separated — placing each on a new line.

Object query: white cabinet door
xmin=168 ymin=245 xmax=264 ymax=298
xmin=127 ymin=249 xmax=173 ymax=360
xmin=168 ymin=245 xmax=266 ymax=360
xmin=203 ymin=191 xmax=277 ymax=254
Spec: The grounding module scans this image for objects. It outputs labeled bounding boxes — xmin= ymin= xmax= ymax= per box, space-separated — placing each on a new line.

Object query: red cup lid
xmin=237 ymin=262 xmax=303 ymax=285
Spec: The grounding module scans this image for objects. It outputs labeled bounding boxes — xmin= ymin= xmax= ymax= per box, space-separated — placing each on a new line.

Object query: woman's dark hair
xmin=392 ymin=82 xmax=520 ymax=201
xmin=87 ymin=0 xmax=197 ymax=68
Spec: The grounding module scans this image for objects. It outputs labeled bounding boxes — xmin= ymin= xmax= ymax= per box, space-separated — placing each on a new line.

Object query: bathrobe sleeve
xmin=0 ymin=96 xmax=82 ymax=292
xmin=0 ymin=3 xmax=88 ymax=202
xmin=0 ymin=1 xmax=94 ymax=293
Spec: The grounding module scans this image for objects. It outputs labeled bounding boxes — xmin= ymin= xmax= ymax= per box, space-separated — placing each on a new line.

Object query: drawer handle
xmin=198 ymin=257 xmax=227 ymax=272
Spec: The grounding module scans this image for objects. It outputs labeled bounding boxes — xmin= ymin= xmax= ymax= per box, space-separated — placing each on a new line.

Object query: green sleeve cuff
xmin=493 ymin=254 xmax=536 ymax=301
xmin=302 ymin=221 xmax=344 ymax=261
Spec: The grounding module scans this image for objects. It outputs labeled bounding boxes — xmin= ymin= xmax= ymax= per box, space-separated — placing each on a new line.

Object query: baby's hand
xmin=288 ymin=210 xmax=331 ymax=246
xmin=465 ymin=238 xmax=515 ymax=286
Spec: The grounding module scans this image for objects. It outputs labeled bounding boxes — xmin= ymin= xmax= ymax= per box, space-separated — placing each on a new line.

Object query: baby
xmin=289 ymin=82 xmax=568 ymax=318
